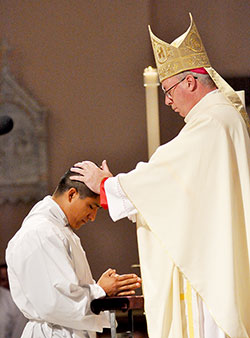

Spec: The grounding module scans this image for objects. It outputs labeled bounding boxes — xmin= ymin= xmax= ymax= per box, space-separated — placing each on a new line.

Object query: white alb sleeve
xmin=104 ymin=174 xmax=137 ymax=222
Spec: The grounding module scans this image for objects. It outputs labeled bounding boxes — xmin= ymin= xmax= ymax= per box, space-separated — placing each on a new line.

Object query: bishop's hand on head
xmin=70 ymin=160 xmax=113 ymax=194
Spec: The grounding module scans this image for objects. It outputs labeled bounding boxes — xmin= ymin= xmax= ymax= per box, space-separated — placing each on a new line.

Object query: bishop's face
xmin=162 ymin=75 xmax=192 ymax=118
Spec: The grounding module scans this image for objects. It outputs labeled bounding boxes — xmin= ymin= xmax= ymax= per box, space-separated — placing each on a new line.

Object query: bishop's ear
xmin=186 ymin=74 xmax=197 ymax=91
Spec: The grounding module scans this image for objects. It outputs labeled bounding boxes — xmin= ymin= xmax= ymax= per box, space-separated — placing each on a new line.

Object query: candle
xmin=143 ymin=66 xmax=160 ymax=159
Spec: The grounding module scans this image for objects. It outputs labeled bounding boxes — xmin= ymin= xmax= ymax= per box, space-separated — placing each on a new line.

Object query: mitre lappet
xmin=148 ymin=13 xmax=250 ymax=135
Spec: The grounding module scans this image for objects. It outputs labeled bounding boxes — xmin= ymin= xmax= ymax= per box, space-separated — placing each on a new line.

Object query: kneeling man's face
xmin=68 ymin=194 xmax=100 ymax=230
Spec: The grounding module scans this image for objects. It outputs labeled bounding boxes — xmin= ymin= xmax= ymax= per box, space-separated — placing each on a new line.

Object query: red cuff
xmin=100 ymin=177 xmax=109 ymax=210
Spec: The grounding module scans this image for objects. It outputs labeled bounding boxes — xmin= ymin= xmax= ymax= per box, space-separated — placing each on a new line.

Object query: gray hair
xmin=176 ymin=71 xmax=216 ymax=89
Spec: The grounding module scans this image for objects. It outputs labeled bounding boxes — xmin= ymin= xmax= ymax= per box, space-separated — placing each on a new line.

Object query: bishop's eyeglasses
xmin=162 ymin=76 xmax=197 ymax=99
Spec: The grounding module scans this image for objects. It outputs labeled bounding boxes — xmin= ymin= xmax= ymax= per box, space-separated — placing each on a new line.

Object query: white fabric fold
xmin=117 ymin=91 xmax=250 ymax=337
xmin=6 ymin=196 xmax=110 ymax=338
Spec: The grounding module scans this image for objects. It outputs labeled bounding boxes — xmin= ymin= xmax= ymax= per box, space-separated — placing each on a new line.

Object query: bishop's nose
xmin=165 ymin=95 xmax=173 ymax=106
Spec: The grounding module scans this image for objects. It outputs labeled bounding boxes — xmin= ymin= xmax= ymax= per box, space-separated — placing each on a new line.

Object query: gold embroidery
xmin=148 ymin=13 xmax=210 ymax=81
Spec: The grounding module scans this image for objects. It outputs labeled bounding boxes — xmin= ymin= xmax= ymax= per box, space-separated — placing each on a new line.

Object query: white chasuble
xmin=118 ymin=91 xmax=250 ymax=338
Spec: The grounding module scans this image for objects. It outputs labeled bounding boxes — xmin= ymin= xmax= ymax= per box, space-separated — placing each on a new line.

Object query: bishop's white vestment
xmin=104 ymin=91 xmax=250 ymax=338
xmin=6 ymin=196 xmax=110 ymax=338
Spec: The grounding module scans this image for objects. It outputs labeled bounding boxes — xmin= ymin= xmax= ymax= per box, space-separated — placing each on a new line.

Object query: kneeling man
xmin=6 ymin=169 xmax=141 ymax=338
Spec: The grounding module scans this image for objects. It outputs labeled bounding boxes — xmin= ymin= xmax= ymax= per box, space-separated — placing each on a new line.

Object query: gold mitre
xmin=148 ymin=13 xmax=211 ymax=82
xmin=148 ymin=13 xmax=250 ymax=135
